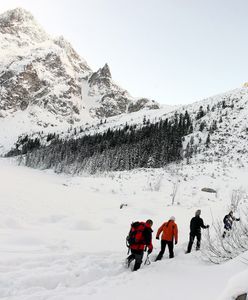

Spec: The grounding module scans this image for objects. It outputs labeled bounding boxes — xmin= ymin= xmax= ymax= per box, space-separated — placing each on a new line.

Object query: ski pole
xmin=144 ymin=253 xmax=151 ymax=265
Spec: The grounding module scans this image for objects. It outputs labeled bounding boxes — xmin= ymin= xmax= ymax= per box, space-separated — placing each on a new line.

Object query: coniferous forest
xmin=7 ymin=111 xmax=193 ymax=174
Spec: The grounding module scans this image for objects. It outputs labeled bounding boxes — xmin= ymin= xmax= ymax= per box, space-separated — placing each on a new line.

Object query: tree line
xmin=7 ymin=111 xmax=193 ymax=174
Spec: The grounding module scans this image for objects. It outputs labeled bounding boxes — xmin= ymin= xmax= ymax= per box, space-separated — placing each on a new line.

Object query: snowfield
xmin=0 ymin=158 xmax=247 ymax=300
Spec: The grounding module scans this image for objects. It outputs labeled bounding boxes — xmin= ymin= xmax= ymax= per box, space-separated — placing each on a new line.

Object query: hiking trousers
xmin=156 ymin=240 xmax=174 ymax=260
xmin=127 ymin=249 xmax=144 ymax=271
xmin=187 ymin=232 xmax=201 ymax=253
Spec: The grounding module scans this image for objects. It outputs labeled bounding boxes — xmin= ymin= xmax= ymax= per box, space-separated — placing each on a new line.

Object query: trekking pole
xmin=144 ymin=253 xmax=151 ymax=265
xmin=126 ymin=236 xmax=130 ymax=255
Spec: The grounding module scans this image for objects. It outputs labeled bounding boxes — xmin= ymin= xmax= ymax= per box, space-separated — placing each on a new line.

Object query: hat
xmin=195 ymin=209 xmax=201 ymax=216
xmin=170 ymin=216 xmax=175 ymax=221
xmin=146 ymin=219 xmax=153 ymax=226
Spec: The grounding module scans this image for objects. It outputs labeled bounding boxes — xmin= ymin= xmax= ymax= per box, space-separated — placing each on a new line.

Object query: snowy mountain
xmin=1 ymin=8 xmax=248 ymax=170
xmin=1 ymin=8 xmax=248 ymax=300
xmin=0 ymin=8 xmax=159 ymax=127
xmin=7 ymin=85 xmax=248 ymax=175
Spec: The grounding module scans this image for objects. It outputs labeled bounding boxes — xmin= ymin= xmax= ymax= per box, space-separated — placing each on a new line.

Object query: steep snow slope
xmin=182 ymin=87 xmax=248 ymax=164
xmin=0 ymin=158 xmax=247 ymax=300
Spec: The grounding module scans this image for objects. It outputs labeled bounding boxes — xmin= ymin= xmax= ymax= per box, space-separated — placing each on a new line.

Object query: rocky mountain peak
xmin=0 ymin=8 xmax=49 ymax=45
xmin=100 ymin=63 xmax=112 ymax=78
xmin=88 ymin=63 xmax=112 ymax=89
xmin=0 ymin=7 xmax=34 ymax=24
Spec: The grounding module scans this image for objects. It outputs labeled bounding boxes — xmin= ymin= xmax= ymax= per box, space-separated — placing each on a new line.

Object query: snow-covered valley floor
xmin=0 ymin=158 xmax=247 ymax=300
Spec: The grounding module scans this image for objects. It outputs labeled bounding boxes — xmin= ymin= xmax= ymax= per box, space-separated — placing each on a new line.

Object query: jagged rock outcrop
xmin=86 ymin=63 xmax=159 ymax=117
xmin=128 ymin=98 xmax=159 ymax=113
xmin=201 ymin=188 xmax=217 ymax=193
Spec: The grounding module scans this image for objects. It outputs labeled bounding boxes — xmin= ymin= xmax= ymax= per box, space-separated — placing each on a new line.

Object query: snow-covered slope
xmin=0 ymin=8 xmax=160 ymax=132
xmin=0 ymin=158 xmax=247 ymax=300
xmin=0 ymin=104 xmax=173 ymax=155
xmin=7 ymin=85 xmax=248 ymax=172
xmin=181 ymin=87 xmax=248 ymax=166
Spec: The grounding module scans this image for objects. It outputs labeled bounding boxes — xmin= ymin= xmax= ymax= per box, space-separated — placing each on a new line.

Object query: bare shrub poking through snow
xmin=201 ymin=209 xmax=248 ymax=264
xmin=231 ymin=189 xmax=245 ymax=211
xmin=171 ymin=179 xmax=179 ymax=205
xmin=145 ymin=174 xmax=163 ymax=192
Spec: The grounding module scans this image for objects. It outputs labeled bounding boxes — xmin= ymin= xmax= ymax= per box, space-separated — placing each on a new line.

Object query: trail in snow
xmin=0 ymin=158 xmax=247 ymax=300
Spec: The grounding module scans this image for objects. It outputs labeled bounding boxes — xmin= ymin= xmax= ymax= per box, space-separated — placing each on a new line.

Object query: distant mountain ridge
xmin=0 ymin=8 xmax=159 ymax=126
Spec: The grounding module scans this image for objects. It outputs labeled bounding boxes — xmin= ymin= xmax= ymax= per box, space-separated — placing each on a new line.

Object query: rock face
xmin=201 ymin=188 xmax=217 ymax=193
xmin=87 ymin=63 xmax=159 ymax=118
xmin=0 ymin=8 xmax=159 ymax=125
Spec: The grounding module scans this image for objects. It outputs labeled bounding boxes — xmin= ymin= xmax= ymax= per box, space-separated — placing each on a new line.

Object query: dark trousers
xmin=223 ymin=224 xmax=232 ymax=238
xmin=156 ymin=240 xmax=174 ymax=260
xmin=187 ymin=232 xmax=201 ymax=253
xmin=127 ymin=249 xmax=144 ymax=271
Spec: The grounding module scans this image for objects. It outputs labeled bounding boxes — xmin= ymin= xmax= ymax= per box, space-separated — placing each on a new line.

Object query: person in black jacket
xmin=222 ymin=211 xmax=240 ymax=238
xmin=186 ymin=209 xmax=209 ymax=253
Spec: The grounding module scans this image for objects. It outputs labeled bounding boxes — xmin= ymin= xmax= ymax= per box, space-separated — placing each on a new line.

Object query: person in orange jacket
xmin=155 ymin=216 xmax=178 ymax=260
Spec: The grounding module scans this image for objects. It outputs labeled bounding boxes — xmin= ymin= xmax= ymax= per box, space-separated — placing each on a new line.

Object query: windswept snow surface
xmin=0 ymin=158 xmax=247 ymax=300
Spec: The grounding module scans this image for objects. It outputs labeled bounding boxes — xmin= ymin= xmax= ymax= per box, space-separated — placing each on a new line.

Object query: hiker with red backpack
xmin=126 ymin=219 xmax=153 ymax=271
xmin=155 ymin=216 xmax=178 ymax=261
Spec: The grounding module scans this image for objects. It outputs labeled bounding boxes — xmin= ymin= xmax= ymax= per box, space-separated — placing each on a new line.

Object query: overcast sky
xmin=0 ymin=0 xmax=248 ymax=105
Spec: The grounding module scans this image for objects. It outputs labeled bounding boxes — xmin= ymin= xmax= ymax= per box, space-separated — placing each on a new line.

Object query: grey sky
xmin=0 ymin=0 xmax=248 ymax=105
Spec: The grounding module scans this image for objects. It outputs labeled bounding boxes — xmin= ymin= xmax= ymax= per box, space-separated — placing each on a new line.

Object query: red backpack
xmin=126 ymin=221 xmax=146 ymax=248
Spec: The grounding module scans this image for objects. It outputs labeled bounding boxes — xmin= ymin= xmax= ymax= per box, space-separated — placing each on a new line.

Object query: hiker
xmin=126 ymin=219 xmax=153 ymax=271
xmin=222 ymin=211 xmax=240 ymax=238
xmin=186 ymin=209 xmax=209 ymax=253
xmin=155 ymin=216 xmax=178 ymax=261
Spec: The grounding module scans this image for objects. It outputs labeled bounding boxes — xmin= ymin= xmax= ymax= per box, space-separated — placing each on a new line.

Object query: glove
xmin=175 ymin=241 xmax=178 ymax=245
xmin=156 ymin=236 xmax=159 ymax=240
xmin=206 ymin=225 xmax=210 ymax=228
xmin=148 ymin=248 xmax=152 ymax=254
